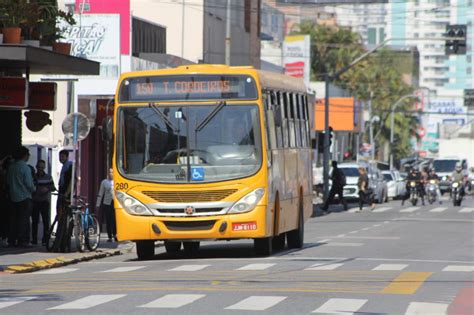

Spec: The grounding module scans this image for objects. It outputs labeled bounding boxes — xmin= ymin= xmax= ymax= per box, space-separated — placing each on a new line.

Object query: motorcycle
xmin=409 ymin=180 xmax=418 ymax=206
xmin=451 ymin=181 xmax=463 ymax=206
xmin=426 ymin=180 xmax=438 ymax=205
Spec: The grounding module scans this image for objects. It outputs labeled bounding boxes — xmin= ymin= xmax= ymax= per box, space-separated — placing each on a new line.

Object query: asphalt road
xmin=2 ymin=195 xmax=473 ymax=314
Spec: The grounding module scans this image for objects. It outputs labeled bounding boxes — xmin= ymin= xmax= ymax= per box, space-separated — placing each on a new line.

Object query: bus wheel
xmin=254 ymin=237 xmax=273 ymax=256
xmin=164 ymin=241 xmax=182 ymax=254
xmin=287 ymin=201 xmax=304 ymax=249
xmin=136 ymin=240 xmax=155 ymax=260
xmin=183 ymin=241 xmax=200 ymax=257
xmin=272 ymin=234 xmax=285 ymax=250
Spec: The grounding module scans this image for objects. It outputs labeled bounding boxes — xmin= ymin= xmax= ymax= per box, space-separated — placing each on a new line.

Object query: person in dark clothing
xmin=57 ymin=150 xmax=72 ymax=212
xmin=31 ymin=160 xmax=55 ymax=245
xmin=321 ymin=161 xmax=348 ymax=212
xmin=357 ymin=166 xmax=375 ymax=211
xmin=402 ymin=167 xmax=425 ymax=205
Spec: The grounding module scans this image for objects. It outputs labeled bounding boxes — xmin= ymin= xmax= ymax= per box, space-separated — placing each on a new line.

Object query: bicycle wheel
xmin=45 ymin=217 xmax=58 ymax=252
xmin=85 ymin=215 xmax=100 ymax=251
xmin=73 ymin=213 xmax=86 ymax=252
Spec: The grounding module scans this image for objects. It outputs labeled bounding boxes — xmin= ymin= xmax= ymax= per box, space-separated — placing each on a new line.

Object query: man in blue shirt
xmin=6 ymin=146 xmax=35 ymax=247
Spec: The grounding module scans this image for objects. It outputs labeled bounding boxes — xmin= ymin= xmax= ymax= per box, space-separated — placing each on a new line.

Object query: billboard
xmin=314 ymin=97 xmax=355 ymax=131
xmin=283 ymin=35 xmax=311 ymax=85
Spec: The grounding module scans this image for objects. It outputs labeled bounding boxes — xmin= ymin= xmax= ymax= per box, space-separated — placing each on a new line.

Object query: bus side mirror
xmin=102 ymin=116 xmax=113 ymax=142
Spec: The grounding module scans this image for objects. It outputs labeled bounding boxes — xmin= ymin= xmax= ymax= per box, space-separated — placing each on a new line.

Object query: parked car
xmin=432 ymin=157 xmax=468 ymax=195
xmin=382 ymin=170 xmax=406 ymax=200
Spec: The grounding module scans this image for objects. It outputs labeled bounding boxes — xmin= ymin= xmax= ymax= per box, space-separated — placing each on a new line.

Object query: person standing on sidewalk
xmin=6 ymin=147 xmax=35 ymax=247
xmin=321 ymin=161 xmax=348 ymax=213
xmin=57 ymin=150 xmax=72 ymax=212
xmin=357 ymin=166 xmax=375 ymax=212
xmin=31 ymin=160 xmax=55 ymax=245
xmin=96 ymin=168 xmax=116 ymax=242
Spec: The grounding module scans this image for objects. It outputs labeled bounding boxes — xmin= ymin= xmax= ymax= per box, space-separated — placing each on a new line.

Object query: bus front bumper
xmin=115 ymin=205 xmax=269 ymax=241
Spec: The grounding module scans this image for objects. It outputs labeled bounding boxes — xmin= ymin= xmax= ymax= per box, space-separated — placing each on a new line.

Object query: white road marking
xmin=361 ymin=227 xmax=370 ymax=231
xmin=326 ymin=242 xmax=364 ymax=247
xmin=140 ymin=294 xmax=205 ymax=308
xmin=404 ymin=302 xmax=448 ymax=315
xmin=372 ymin=264 xmax=408 ymax=271
xmin=0 ymin=297 xmax=35 ymax=309
xmin=400 ymin=207 xmax=420 ymax=213
xmin=372 ymin=224 xmax=382 ymax=227
xmin=336 ymin=236 xmax=400 ymax=240
xmin=337 ymin=234 xmax=346 ymax=237
xmin=372 ymin=207 xmax=392 ymax=213
xmin=348 ymin=208 xmax=360 ymax=213
xmin=237 ymin=263 xmax=275 ymax=271
xmin=34 ymin=268 xmax=78 ymax=274
xmin=100 ymin=266 xmax=146 ymax=273
xmin=383 ymin=221 xmax=390 ymax=224
xmin=48 ymin=295 xmax=125 ymax=310
xmin=442 ymin=265 xmax=474 ymax=272
xmin=305 ymin=263 xmax=344 ymax=271
xmin=225 ymin=296 xmax=286 ymax=310
xmin=349 ymin=231 xmax=358 ymax=234
xmin=313 ymin=298 xmax=367 ymax=314
xmin=459 ymin=207 xmax=474 ymax=213
xmin=429 ymin=207 xmax=447 ymax=212
xmin=168 ymin=265 xmax=209 ymax=271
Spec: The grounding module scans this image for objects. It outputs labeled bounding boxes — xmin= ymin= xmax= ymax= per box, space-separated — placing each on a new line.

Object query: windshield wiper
xmin=149 ymin=102 xmax=178 ymax=132
xmin=195 ymin=101 xmax=226 ymax=132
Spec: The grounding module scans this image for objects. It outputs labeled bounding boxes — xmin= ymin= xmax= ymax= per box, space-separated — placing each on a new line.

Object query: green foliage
xmin=292 ymin=23 xmax=419 ymax=163
xmin=0 ymin=0 xmax=30 ymax=27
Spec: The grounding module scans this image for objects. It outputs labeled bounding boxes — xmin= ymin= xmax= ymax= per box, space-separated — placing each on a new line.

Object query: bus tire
xmin=164 ymin=241 xmax=182 ymax=254
xmin=272 ymin=234 xmax=285 ymax=250
xmin=136 ymin=240 xmax=155 ymax=260
xmin=254 ymin=237 xmax=273 ymax=256
xmin=287 ymin=199 xmax=304 ymax=249
xmin=183 ymin=241 xmax=200 ymax=257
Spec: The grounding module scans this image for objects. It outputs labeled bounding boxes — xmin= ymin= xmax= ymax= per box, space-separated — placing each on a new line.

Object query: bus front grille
xmin=142 ymin=189 xmax=237 ymax=202
xmin=163 ymin=220 xmax=216 ymax=231
xmin=156 ymin=208 xmax=224 ymax=214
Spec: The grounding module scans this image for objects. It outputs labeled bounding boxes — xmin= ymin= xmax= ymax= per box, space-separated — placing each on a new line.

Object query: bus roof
xmin=119 ymin=64 xmax=307 ymax=94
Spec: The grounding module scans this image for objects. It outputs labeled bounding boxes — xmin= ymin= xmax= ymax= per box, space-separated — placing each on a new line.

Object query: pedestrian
xmin=96 ymin=168 xmax=116 ymax=242
xmin=321 ymin=161 xmax=348 ymax=213
xmin=57 ymin=149 xmax=72 ymax=212
xmin=31 ymin=160 xmax=55 ymax=245
xmin=6 ymin=146 xmax=35 ymax=247
xmin=357 ymin=166 xmax=375 ymax=212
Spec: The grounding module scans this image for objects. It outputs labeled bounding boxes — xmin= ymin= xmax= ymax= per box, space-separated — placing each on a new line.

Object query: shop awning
xmin=0 ymin=45 xmax=100 ymax=75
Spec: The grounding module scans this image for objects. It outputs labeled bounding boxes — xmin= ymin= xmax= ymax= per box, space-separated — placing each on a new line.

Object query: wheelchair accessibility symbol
xmin=191 ymin=167 xmax=205 ymax=181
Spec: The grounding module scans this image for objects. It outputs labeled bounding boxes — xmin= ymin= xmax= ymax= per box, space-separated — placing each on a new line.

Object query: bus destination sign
xmin=120 ymin=75 xmax=257 ymax=102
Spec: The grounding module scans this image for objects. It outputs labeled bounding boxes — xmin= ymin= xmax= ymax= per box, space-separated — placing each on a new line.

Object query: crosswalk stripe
xmin=430 ymin=207 xmax=447 ymax=212
xmin=404 ymin=302 xmax=448 ymax=315
xmin=459 ymin=207 xmax=474 ymax=213
xmin=442 ymin=265 xmax=474 ymax=272
xmin=372 ymin=207 xmax=392 ymax=213
xmin=139 ymin=294 xmax=205 ymax=308
xmin=100 ymin=266 xmax=146 ymax=273
xmin=48 ymin=295 xmax=125 ymax=310
xmin=34 ymin=268 xmax=78 ymax=274
xmin=372 ymin=264 xmax=408 ymax=271
xmin=237 ymin=263 xmax=275 ymax=271
xmin=305 ymin=263 xmax=344 ymax=271
xmin=168 ymin=265 xmax=209 ymax=271
xmin=313 ymin=298 xmax=367 ymax=314
xmin=348 ymin=208 xmax=360 ymax=213
xmin=0 ymin=297 xmax=35 ymax=309
xmin=400 ymin=207 xmax=420 ymax=213
xmin=225 ymin=296 xmax=286 ymax=310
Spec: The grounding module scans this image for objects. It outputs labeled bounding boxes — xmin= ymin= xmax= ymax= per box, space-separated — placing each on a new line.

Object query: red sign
xmin=285 ymin=61 xmax=304 ymax=78
xmin=96 ymin=99 xmax=114 ymax=124
xmin=28 ymin=82 xmax=57 ymax=111
xmin=0 ymin=78 xmax=28 ymax=109
xmin=232 ymin=222 xmax=257 ymax=231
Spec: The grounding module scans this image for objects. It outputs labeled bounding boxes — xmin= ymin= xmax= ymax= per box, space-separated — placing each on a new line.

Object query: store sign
xmin=28 ymin=82 xmax=57 ymax=111
xmin=0 ymin=78 xmax=28 ymax=109
xmin=283 ymin=35 xmax=311 ymax=85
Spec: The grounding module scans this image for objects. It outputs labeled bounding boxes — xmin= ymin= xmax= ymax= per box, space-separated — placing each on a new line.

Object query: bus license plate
xmin=232 ymin=222 xmax=257 ymax=231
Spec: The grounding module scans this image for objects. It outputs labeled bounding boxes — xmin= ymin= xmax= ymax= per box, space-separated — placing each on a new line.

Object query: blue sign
xmin=191 ymin=167 xmax=205 ymax=181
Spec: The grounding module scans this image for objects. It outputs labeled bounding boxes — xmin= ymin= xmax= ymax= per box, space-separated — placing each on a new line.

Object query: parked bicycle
xmin=46 ymin=195 xmax=100 ymax=252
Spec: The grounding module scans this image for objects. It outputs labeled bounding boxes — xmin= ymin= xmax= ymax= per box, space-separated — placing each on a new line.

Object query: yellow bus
xmin=112 ymin=64 xmax=313 ymax=259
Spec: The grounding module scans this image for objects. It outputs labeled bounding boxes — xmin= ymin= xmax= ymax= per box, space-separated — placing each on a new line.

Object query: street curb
xmin=2 ymin=243 xmax=135 ymax=274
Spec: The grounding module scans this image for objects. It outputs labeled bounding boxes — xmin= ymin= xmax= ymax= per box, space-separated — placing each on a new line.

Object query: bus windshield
xmin=117 ymin=104 xmax=262 ymax=183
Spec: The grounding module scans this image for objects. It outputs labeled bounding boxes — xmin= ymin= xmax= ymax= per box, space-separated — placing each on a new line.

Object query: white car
xmin=382 ymin=170 xmax=406 ymax=199
xmin=338 ymin=163 xmax=365 ymax=200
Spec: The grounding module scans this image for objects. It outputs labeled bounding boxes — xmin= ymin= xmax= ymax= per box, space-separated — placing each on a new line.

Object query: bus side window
xmin=294 ymin=94 xmax=302 ymax=148
xmin=288 ymin=93 xmax=296 ymax=148
xmin=299 ymin=94 xmax=306 ymax=147
xmin=272 ymin=91 xmax=283 ymax=148
xmin=265 ymin=91 xmax=278 ymax=151
xmin=304 ymin=95 xmax=310 ymax=148
xmin=282 ymin=92 xmax=289 ymax=148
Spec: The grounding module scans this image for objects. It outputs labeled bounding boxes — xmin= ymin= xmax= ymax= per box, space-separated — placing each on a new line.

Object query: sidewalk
xmin=0 ymin=234 xmax=134 ymax=274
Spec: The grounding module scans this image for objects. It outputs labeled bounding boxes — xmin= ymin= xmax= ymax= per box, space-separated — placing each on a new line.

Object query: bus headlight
xmin=228 ymin=188 xmax=265 ymax=214
xmin=115 ymin=191 xmax=153 ymax=216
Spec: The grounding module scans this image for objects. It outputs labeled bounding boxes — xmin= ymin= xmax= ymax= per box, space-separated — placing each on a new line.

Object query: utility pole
xmin=225 ymin=0 xmax=231 ymax=65
xmin=368 ymin=92 xmax=374 ymax=161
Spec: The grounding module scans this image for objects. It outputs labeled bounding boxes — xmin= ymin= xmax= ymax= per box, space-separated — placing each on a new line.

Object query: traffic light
xmin=445 ymin=24 xmax=467 ymax=55
xmin=328 ymin=126 xmax=334 ymax=147
xmin=317 ymin=133 xmax=324 ymax=152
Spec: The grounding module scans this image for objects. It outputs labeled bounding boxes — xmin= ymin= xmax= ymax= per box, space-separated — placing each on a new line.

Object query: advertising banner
xmin=283 ymin=35 xmax=311 ymax=85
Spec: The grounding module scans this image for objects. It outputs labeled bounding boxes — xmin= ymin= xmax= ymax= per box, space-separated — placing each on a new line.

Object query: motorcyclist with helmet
xmin=402 ymin=167 xmax=425 ymax=206
xmin=427 ymin=168 xmax=442 ymax=204
xmin=451 ymin=163 xmax=468 ymax=197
